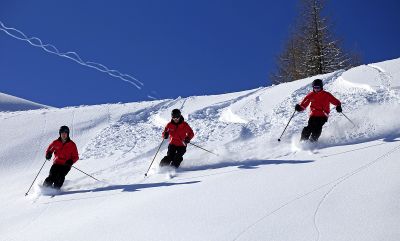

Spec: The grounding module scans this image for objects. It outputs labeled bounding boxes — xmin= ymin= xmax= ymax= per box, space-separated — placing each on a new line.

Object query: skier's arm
xmin=45 ymin=141 xmax=55 ymax=160
xmin=162 ymin=125 xmax=170 ymax=139
xmin=71 ymin=143 xmax=79 ymax=164
xmin=182 ymin=123 xmax=194 ymax=144
xmin=328 ymin=93 xmax=341 ymax=106
xmin=299 ymin=92 xmax=313 ymax=110
xmin=186 ymin=123 xmax=195 ymax=140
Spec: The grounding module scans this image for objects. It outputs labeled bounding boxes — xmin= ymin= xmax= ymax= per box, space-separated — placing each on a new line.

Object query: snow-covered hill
xmin=1 ymin=58 xmax=399 ymax=241
xmin=0 ymin=92 xmax=51 ymax=112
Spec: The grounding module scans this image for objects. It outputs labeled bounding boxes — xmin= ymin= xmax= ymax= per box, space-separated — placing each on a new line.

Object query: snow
xmin=0 ymin=92 xmax=51 ymax=112
xmin=1 ymin=57 xmax=400 ymax=241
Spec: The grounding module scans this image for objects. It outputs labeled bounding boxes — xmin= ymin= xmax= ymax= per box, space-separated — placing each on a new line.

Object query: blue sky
xmin=1 ymin=0 xmax=399 ymax=107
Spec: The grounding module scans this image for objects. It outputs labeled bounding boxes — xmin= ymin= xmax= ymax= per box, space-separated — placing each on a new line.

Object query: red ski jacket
xmin=46 ymin=138 xmax=79 ymax=165
xmin=162 ymin=117 xmax=194 ymax=147
xmin=299 ymin=90 xmax=341 ymax=117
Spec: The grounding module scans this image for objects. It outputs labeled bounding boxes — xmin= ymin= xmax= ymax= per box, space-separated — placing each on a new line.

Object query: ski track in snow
xmin=29 ymin=111 xmax=48 ymax=174
xmin=232 ymin=178 xmax=334 ymax=241
xmin=71 ymin=108 xmax=76 ymax=139
xmin=312 ymin=143 xmax=400 ymax=241
xmin=232 ymin=141 xmax=400 ymax=241
xmin=0 ymin=112 xmax=22 ymax=121
xmin=106 ymin=104 xmax=112 ymax=126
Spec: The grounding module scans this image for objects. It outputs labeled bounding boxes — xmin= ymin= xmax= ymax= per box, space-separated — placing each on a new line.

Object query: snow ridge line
xmin=312 ymin=143 xmax=400 ymax=241
xmin=368 ymin=64 xmax=393 ymax=90
xmin=190 ymin=87 xmax=264 ymax=120
xmin=189 ymin=88 xmax=265 ymax=145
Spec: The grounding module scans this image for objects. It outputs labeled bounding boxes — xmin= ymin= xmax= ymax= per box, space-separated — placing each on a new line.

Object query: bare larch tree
xmin=270 ymin=0 xmax=359 ymax=84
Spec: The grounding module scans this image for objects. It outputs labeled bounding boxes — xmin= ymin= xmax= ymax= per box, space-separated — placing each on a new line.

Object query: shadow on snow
xmin=180 ymin=159 xmax=314 ymax=172
xmin=52 ymin=159 xmax=312 ymax=198
xmin=56 ymin=180 xmax=200 ymax=196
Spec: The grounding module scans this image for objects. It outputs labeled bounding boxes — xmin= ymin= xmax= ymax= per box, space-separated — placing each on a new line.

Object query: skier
xmin=43 ymin=126 xmax=79 ymax=189
xmin=160 ymin=109 xmax=194 ymax=168
xmin=295 ymin=79 xmax=342 ymax=142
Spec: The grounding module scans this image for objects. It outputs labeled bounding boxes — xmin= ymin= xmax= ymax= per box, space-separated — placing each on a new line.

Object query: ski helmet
xmin=312 ymin=79 xmax=323 ymax=88
xmin=59 ymin=125 xmax=70 ymax=135
xmin=171 ymin=109 xmax=181 ymax=118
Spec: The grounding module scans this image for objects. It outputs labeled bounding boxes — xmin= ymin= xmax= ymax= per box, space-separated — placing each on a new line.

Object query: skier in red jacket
xmin=295 ymin=79 xmax=342 ymax=142
xmin=43 ymin=126 xmax=79 ymax=189
xmin=160 ymin=109 xmax=194 ymax=168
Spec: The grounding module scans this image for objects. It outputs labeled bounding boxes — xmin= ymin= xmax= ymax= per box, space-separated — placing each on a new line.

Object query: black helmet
xmin=59 ymin=125 xmax=70 ymax=135
xmin=312 ymin=79 xmax=323 ymax=88
xmin=171 ymin=109 xmax=181 ymax=118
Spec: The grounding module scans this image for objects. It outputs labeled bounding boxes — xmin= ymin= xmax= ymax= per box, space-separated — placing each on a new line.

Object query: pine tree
xmin=299 ymin=0 xmax=353 ymax=76
xmin=270 ymin=33 xmax=304 ymax=84
xmin=270 ymin=0 xmax=359 ymax=84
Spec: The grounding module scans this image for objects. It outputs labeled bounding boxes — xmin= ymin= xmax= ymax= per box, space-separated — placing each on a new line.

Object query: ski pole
xmin=25 ymin=159 xmax=48 ymax=196
xmin=278 ymin=110 xmax=296 ymax=142
xmin=189 ymin=142 xmax=219 ymax=156
xmin=341 ymin=112 xmax=356 ymax=127
xmin=144 ymin=139 xmax=165 ymax=177
xmin=72 ymin=166 xmax=101 ymax=182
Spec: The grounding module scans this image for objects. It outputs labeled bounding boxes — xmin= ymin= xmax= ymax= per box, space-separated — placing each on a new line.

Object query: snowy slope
xmin=0 ymin=92 xmax=51 ymax=112
xmin=0 ymin=58 xmax=399 ymax=241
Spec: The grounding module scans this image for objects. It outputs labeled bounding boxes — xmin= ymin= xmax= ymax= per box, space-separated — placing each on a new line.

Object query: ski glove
xmin=46 ymin=152 xmax=52 ymax=160
xmin=65 ymin=159 xmax=73 ymax=166
xmin=184 ymin=137 xmax=191 ymax=144
xmin=336 ymin=105 xmax=342 ymax=113
xmin=295 ymin=104 xmax=303 ymax=112
xmin=163 ymin=132 xmax=169 ymax=139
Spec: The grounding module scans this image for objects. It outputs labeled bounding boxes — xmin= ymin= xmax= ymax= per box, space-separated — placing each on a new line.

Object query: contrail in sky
xmin=0 ymin=20 xmax=143 ymax=89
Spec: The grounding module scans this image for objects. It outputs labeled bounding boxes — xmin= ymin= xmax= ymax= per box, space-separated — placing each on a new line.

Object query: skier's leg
xmin=51 ymin=165 xmax=63 ymax=189
xmin=159 ymin=156 xmax=171 ymax=167
xmin=43 ymin=164 xmax=58 ymax=187
xmin=54 ymin=165 xmax=71 ymax=189
xmin=300 ymin=118 xmax=313 ymax=141
xmin=43 ymin=177 xmax=53 ymax=187
xmin=159 ymin=144 xmax=176 ymax=167
xmin=310 ymin=117 xmax=327 ymax=142
xmin=171 ymin=146 xmax=186 ymax=168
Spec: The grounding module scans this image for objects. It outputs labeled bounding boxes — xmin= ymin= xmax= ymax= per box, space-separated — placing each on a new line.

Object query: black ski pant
xmin=301 ymin=116 xmax=328 ymax=142
xmin=43 ymin=164 xmax=71 ymax=189
xmin=159 ymin=144 xmax=187 ymax=168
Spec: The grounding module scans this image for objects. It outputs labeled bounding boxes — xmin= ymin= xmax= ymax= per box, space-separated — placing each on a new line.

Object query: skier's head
xmin=59 ymin=125 xmax=70 ymax=138
xmin=171 ymin=109 xmax=181 ymax=118
xmin=312 ymin=79 xmax=323 ymax=92
xmin=171 ymin=109 xmax=182 ymax=123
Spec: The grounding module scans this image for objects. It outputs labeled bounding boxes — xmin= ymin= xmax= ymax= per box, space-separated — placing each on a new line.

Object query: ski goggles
xmin=313 ymin=86 xmax=322 ymax=90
